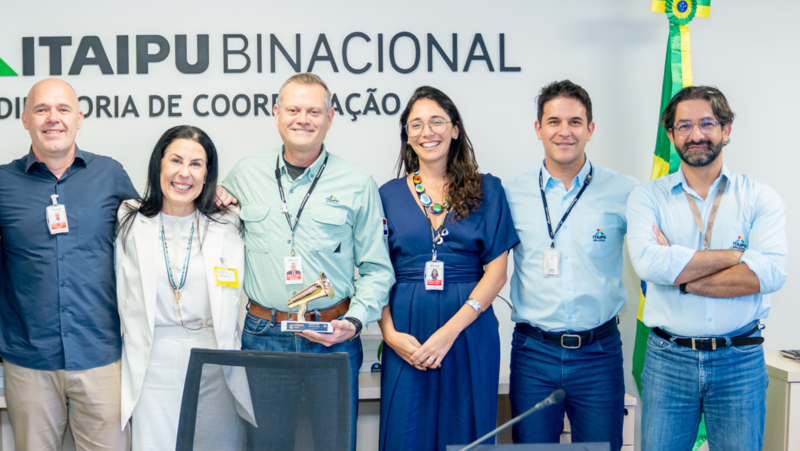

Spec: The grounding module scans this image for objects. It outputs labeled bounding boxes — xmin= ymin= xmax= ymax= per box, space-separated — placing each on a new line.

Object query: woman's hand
xmin=409 ymin=326 xmax=458 ymax=370
xmin=385 ymin=331 xmax=427 ymax=371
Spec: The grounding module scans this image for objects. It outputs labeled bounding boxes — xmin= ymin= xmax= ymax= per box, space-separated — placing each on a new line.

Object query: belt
xmin=653 ymin=326 xmax=763 ymax=351
xmin=516 ymin=317 xmax=619 ymax=349
xmin=247 ymin=298 xmax=351 ymax=323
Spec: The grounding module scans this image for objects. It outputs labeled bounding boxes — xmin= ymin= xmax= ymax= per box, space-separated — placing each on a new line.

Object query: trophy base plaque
xmin=281 ymin=321 xmax=335 ymax=333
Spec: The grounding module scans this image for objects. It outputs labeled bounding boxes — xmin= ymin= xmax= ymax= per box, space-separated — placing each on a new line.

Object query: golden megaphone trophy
xmin=281 ymin=273 xmax=336 ymax=333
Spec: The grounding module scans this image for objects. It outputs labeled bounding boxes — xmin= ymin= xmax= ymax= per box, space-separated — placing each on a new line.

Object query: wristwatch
xmin=344 ymin=317 xmax=363 ymax=340
xmin=466 ymin=298 xmax=481 ymax=316
xmin=679 ymin=283 xmax=688 ymax=294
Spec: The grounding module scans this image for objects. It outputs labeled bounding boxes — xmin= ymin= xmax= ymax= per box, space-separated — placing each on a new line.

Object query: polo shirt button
xmin=60 ymin=281 xmax=66 ymax=287
xmin=707 ymin=318 xmax=713 ymax=322
xmin=124 ymin=299 xmax=129 ymax=308
xmin=60 ymin=256 xmax=65 ymax=261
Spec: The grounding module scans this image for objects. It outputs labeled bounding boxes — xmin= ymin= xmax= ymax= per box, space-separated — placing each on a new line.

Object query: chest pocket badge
xmin=723 ymin=220 xmax=749 ymax=251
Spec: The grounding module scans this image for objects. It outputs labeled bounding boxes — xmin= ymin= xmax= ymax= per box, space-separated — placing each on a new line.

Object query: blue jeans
xmin=509 ymin=324 xmax=625 ymax=450
xmin=641 ymin=323 xmax=767 ymax=451
xmin=242 ymin=311 xmax=362 ymax=451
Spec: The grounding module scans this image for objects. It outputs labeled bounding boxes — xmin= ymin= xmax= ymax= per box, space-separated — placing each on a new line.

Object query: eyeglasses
xmin=671 ymin=119 xmax=720 ymax=136
xmin=405 ymin=118 xmax=452 ymax=138
xmin=174 ymin=300 xmax=213 ymax=330
xmin=179 ymin=315 xmax=214 ymax=331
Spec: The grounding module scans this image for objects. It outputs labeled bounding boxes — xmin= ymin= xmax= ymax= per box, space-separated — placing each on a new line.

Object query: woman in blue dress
xmin=378 ymin=86 xmax=519 ymax=451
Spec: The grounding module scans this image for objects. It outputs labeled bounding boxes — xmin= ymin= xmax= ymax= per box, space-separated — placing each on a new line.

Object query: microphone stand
xmin=458 ymin=389 xmax=566 ymax=451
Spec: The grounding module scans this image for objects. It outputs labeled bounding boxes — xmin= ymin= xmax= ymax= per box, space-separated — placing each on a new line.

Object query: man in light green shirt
xmin=221 ymin=73 xmax=394 ymax=448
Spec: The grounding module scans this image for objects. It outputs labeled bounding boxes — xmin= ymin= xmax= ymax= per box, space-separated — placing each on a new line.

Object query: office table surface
xmin=766 ymin=352 xmax=800 ymax=383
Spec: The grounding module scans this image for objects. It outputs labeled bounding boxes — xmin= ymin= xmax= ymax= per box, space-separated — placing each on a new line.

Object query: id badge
xmin=215 ymin=267 xmax=239 ymax=288
xmin=46 ymin=204 xmax=69 ymax=235
xmin=284 ymin=256 xmax=304 ymax=285
xmin=425 ymin=260 xmax=444 ymax=290
xmin=543 ymin=248 xmax=561 ymax=277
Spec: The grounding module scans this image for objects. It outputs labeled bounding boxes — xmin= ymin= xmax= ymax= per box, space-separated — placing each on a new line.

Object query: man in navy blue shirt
xmin=0 ymin=79 xmax=137 ymax=450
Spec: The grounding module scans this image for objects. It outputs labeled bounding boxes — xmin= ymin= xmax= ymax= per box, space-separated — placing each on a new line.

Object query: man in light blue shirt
xmin=627 ymin=86 xmax=787 ymax=451
xmin=504 ymin=80 xmax=638 ymax=449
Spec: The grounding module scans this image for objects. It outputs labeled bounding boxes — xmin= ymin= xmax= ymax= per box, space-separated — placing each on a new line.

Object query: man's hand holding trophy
xmin=280 ymin=272 xmax=336 ymax=333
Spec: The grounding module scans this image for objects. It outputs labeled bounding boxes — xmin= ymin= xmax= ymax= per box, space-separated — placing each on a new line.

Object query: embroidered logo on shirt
xmin=732 ymin=236 xmax=748 ymax=251
xmin=592 ymin=229 xmax=607 ymax=242
xmin=326 ymin=195 xmax=340 ymax=204
xmin=382 ymin=218 xmax=389 ymax=236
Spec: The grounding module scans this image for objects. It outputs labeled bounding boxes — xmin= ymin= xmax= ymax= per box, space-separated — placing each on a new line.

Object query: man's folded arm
xmin=684 ymin=263 xmax=760 ymax=298
xmin=737 ymin=186 xmax=788 ymax=294
xmin=672 ymin=249 xmax=743 ymax=285
xmin=626 ymin=187 xmax=695 ymax=285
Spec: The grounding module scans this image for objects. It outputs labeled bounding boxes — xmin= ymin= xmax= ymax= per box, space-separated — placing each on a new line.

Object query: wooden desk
xmin=765 ymin=353 xmax=800 ymax=451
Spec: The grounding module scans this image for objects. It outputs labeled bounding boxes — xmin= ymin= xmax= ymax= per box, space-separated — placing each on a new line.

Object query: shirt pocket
xmin=239 ymin=206 xmax=270 ymax=254
xmin=722 ymin=219 xmax=750 ymax=251
xmin=581 ymin=213 xmax=623 ymax=259
xmin=311 ymin=207 xmax=352 ymax=253
xmin=77 ymin=207 xmax=115 ymax=251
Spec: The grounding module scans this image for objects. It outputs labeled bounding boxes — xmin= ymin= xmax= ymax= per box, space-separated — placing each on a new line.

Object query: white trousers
xmin=131 ymin=326 xmax=241 ymax=451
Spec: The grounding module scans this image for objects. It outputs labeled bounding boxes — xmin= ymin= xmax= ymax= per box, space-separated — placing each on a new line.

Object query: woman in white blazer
xmin=115 ymin=125 xmax=247 ymax=450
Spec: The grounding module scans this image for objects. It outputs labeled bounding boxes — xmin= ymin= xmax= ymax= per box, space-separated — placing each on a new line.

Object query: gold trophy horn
xmin=287 ymin=273 xmax=335 ymax=321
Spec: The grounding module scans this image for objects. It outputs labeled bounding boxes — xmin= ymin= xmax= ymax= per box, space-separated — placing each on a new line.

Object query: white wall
xmin=0 ymin=1 xmax=796 ymax=449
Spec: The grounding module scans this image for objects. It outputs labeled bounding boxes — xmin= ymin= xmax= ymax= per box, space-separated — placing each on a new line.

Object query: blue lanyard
xmin=539 ymin=163 xmax=593 ymax=249
xmin=161 ymin=215 xmax=194 ymax=299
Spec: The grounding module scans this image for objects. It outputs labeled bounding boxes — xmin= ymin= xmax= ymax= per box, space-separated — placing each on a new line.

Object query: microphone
xmin=458 ymin=389 xmax=566 ymax=451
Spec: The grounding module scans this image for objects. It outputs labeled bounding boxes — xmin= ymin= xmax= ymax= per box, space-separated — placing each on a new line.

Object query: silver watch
xmin=466 ymin=298 xmax=481 ymax=316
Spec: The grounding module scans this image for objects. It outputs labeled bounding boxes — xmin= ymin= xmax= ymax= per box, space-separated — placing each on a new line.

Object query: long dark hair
xmin=117 ymin=125 xmax=229 ymax=244
xmin=396 ymin=86 xmax=482 ymax=220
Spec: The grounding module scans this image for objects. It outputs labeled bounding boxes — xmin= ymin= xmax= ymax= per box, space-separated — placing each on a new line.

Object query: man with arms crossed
xmin=0 ymin=79 xmax=137 ymax=449
xmin=221 ymin=73 xmax=394 ymax=448
xmin=627 ymin=86 xmax=787 ymax=451
xmin=504 ymin=80 xmax=637 ymax=449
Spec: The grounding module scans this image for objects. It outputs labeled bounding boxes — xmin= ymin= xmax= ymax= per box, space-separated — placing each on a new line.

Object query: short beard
xmin=677 ymin=139 xmax=723 ymax=167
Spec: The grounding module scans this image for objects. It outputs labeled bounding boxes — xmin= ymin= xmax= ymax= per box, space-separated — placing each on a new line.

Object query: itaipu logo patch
xmin=325 ymin=195 xmax=340 ymax=204
xmin=592 ymin=229 xmax=607 ymax=242
xmin=732 ymin=236 xmax=748 ymax=251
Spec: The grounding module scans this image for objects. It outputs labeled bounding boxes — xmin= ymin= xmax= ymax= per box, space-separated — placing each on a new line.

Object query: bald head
xmin=25 ymin=79 xmax=79 ymax=113
xmin=22 ymin=78 xmax=84 ymax=161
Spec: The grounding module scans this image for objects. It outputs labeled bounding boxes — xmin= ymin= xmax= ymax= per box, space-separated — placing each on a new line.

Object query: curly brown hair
xmin=396 ymin=86 xmax=482 ymax=221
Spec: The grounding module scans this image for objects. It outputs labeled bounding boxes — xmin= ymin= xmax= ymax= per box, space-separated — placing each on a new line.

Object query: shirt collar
xmin=278 ymin=144 xmax=328 ymax=180
xmin=540 ymin=157 xmax=591 ymax=192
xmin=25 ymin=145 xmax=87 ymax=173
xmin=672 ymin=163 xmax=731 ymax=198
